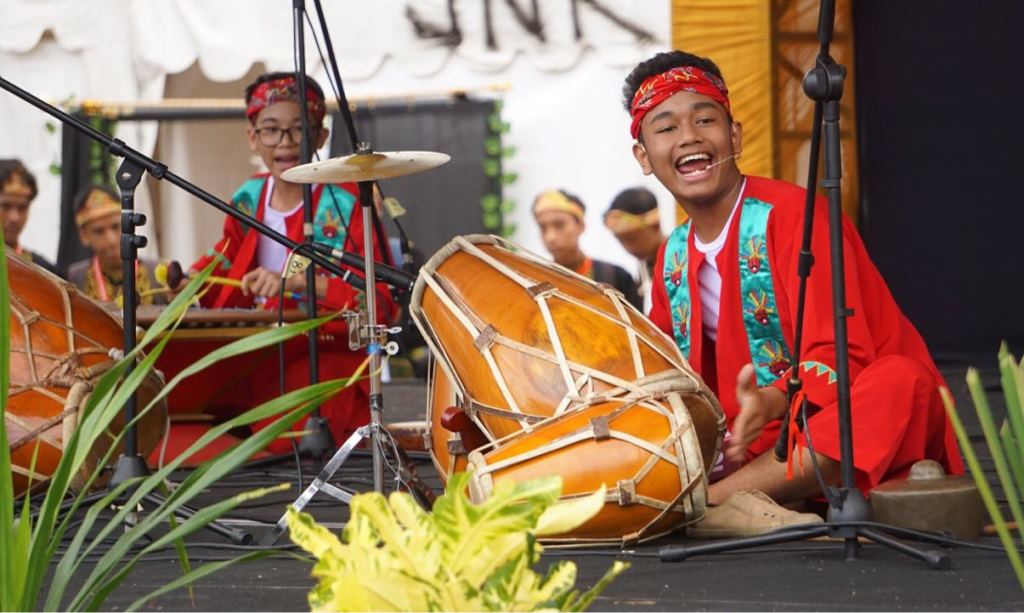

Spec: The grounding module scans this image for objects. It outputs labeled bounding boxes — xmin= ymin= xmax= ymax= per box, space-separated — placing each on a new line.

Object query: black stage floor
xmin=52 ymin=359 xmax=1024 ymax=611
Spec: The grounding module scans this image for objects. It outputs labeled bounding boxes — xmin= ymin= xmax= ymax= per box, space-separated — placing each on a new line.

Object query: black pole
xmin=310 ymin=0 xmax=397 ymax=269
xmin=293 ymin=0 xmax=334 ymax=457
xmin=657 ymin=0 xmax=952 ymax=569
xmin=108 ymin=156 xmax=148 ymax=487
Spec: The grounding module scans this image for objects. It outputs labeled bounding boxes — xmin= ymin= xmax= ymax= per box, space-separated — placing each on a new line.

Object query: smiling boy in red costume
xmin=626 ymin=51 xmax=962 ymax=536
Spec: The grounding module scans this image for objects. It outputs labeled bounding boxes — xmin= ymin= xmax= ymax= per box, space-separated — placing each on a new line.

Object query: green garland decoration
xmin=481 ymin=98 xmax=517 ymax=238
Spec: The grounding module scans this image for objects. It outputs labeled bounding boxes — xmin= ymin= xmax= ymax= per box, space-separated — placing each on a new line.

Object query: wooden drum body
xmin=5 ymin=250 xmax=166 ymax=496
xmin=410 ymin=235 xmax=725 ymax=544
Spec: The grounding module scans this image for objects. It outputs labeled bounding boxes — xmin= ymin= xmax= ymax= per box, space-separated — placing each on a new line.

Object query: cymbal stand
xmin=259 ymin=161 xmax=402 ymax=545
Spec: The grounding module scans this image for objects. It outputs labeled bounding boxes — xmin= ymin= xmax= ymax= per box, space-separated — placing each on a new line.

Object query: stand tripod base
xmin=660 ymin=490 xmax=952 ymax=570
xmin=260 ymin=425 xmax=369 ymax=546
xmin=107 ymin=453 xmax=253 ymax=545
xmin=297 ymin=415 xmax=336 ymax=458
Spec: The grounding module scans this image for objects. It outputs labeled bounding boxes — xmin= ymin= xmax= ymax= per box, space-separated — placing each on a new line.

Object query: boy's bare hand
xmin=727 ymin=363 xmax=788 ymax=462
xmin=240 ymin=267 xmax=283 ymax=297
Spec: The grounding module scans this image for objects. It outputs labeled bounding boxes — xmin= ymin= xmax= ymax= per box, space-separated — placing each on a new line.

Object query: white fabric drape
xmin=0 ymin=0 xmax=670 ymax=270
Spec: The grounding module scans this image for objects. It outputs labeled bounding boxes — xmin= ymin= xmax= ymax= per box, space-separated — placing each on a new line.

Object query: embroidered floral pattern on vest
xmin=664 ymin=197 xmax=793 ymax=384
xmin=663 ymin=221 xmax=692 ymax=357
xmin=738 ymin=197 xmax=791 ymax=385
xmin=314 ymin=185 xmax=355 ymax=250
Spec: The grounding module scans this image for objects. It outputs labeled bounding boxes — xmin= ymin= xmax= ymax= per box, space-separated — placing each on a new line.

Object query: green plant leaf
xmin=966 ymin=368 xmax=1024 ymax=544
xmin=484 ymin=136 xmax=501 ymax=155
xmin=568 ymin=560 xmax=629 ymax=611
xmin=998 ymin=344 xmax=1024 ymax=494
xmin=480 ymin=194 xmax=499 ymax=212
xmin=124 ymin=550 xmax=278 ymax=612
xmin=288 ymin=470 xmax=625 ymax=611
xmin=942 ymin=386 xmax=1024 ymax=589
xmin=0 ymin=247 xmax=14 ymax=609
xmin=482 ymin=212 xmax=501 ymax=229
xmin=535 ymin=484 xmax=607 ymax=536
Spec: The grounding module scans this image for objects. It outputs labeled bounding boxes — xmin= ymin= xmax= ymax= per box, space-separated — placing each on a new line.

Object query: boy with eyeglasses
xmin=187 ymin=71 xmax=396 ymax=453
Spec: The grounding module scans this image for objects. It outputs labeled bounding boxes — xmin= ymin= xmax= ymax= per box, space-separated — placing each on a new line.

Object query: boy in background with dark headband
xmin=188 ymin=72 xmax=396 ymax=453
xmin=604 ymin=186 xmax=664 ymax=313
xmin=627 ymin=51 xmax=962 ymax=537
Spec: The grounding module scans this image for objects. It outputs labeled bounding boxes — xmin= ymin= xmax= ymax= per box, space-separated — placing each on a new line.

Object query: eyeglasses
xmin=253 ymin=126 xmax=318 ymax=147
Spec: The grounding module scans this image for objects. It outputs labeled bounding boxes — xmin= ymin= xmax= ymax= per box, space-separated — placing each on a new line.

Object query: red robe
xmin=192 ymin=174 xmax=396 ymax=453
xmin=649 ymin=176 xmax=963 ymax=491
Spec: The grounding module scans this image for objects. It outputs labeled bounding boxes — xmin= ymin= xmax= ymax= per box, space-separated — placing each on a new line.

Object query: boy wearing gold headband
xmin=67 ymin=185 xmax=164 ymax=305
xmin=626 ymin=50 xmax=961 ymax=533
xmin=604 ymin=186 xmax=664 ymax=313
xmin=532 ymin=188 xmax=640 ymax=309
xmin=0 ymin=159 xmax=58 ymax=274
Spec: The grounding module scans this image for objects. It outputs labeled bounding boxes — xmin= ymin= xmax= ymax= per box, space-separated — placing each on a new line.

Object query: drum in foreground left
xmin=5 ymin=249 xmax=167 ymax=497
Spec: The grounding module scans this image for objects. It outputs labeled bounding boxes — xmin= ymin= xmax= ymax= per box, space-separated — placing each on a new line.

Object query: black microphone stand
xmin=659 ymin=0 xmax=955 ymax=568
xmin=292 ymin=0 xmax=334 ymax=458
xmin=257 ymin=0 xmax=423 ymax=547
xmin=0 ymin=72 xmax=385 ymax=545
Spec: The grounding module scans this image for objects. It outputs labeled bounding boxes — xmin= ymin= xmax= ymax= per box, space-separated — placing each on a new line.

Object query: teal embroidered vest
xmin=663 ymin=197 xmax=793 ymax=386
xmin=231 ymin=178 xmax=355 ymax=252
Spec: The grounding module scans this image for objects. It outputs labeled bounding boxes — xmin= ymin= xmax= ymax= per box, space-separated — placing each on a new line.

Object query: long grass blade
xmin=124 ymin=550 xmax=278 ymax=612
xmin=44 ymin=478 xmax=140 ymax=611
xmin=966 ymin=368 xmax=1024 ymax=544
xmin=943 ymin=386 xmax=1024 ymax=589
xmin=997 ymin=345 xmax=1024 ymax=496
xmin=84 ymin=486 xmax=287 ymax=610
xmin=1 ymin=248 xmax=16 ymax=609
xmin=51 ymin=311 xmax=344 ymax=605
xmin=25 ymin=334 xmax=171 ymax=605
xmin=67 ymin=382 xmax=347 ymax=610
xmin=135 ymin=259 xmax=216 ymax=349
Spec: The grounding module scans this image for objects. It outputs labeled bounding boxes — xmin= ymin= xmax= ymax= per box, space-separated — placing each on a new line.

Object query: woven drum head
xmin=5 ymin=249 xmax=167 ymax=496
xmin=410 ymin=235 xmax=725 ymax=542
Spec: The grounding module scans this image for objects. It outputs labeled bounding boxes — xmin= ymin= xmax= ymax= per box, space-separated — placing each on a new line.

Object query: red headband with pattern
xmin=246 ymin=76 xmax=326 ymax=125
xmin=629 ymin=66 xmax=731 ymax=139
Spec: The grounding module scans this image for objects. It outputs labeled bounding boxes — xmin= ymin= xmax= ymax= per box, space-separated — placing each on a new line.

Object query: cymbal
xmin=281 ymin=150 xmax=451 ymax=184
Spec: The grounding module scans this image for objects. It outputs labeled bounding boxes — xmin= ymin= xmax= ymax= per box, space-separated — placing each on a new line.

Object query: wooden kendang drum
xmin=5 ymin=249 xmax=166 ymax=497
xmin=410 ymin=235 xmax=725 ymax=544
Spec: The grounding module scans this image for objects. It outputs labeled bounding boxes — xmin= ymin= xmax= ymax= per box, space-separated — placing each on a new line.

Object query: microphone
xmin=704 ymin=154 xmax=737 ymax=170
xmin=306 ymin=243 xmax=416 ymax=292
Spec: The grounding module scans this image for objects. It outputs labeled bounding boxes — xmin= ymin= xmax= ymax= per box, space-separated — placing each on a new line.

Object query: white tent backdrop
xmin=0 ymin=0 xmax=675 ymax=272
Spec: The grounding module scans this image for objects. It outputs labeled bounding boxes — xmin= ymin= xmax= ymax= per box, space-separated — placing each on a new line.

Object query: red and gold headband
xmin=629 ymin=66 xmax=731 ymax=139
xmin=75 ymin=188 xmax=120 ymax=228
xmin=533 ymin=190 xmax=584 ymax=220
xmin=246 ymin=76 xmax=326 ymax=125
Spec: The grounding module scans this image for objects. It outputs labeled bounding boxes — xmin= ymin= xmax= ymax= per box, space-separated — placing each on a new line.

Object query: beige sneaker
xmin=687 ymin=490 xmax=824 ymax=539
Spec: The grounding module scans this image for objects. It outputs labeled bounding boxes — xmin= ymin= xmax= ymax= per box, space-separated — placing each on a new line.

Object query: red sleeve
xmin=769 ymin=199 xmax=877 ymax=410
xmin=647 ymin=240 xmax=673 ymax=337
xmin=190 ymin=213 xmax=250 ymax=309
xmin=320 ymin=195 xmax=397 ymax=326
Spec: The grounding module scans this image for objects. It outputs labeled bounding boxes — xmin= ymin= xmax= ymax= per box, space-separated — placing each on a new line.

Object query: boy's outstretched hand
xmin=727 ymin=363 xmax=788 ymax=462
